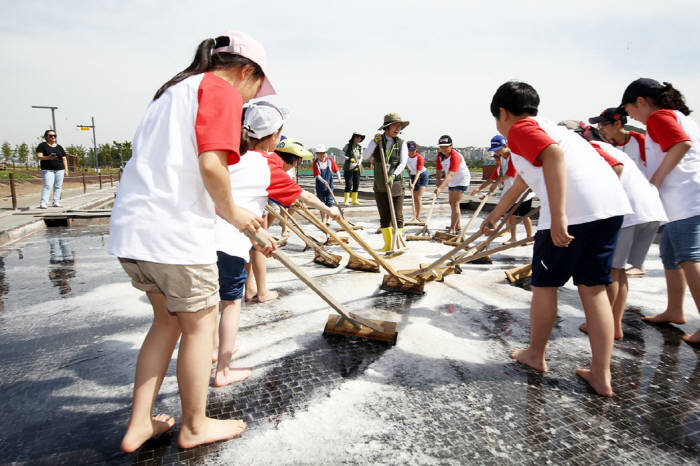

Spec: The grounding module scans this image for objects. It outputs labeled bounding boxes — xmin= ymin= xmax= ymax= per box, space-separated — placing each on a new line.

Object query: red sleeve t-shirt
xmin=590 ymin=142 xmax=623 ymax=167
xmin=416 ymin=154 xmax=425 ymax=172
xmin=195 ymin=73 xmax=243 ymax=165
xmin=507 ymin=119 xmax=558 ymax=167
xmin=264 ymin=152 xmax=303 ymax=207
xmin=331 ymin=159 xmax=340 ymax=173
xmin=312 ymin=160 xmax=320 ymax=177
xmin=628 ymin=131 xmax=647 ymax=164
xmin=646 ymin=109 xmax=691 ymax=152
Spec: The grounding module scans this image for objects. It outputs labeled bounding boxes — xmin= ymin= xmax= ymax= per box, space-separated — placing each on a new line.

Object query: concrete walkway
xmin=0 ymin=184 xmax=118 ymax=247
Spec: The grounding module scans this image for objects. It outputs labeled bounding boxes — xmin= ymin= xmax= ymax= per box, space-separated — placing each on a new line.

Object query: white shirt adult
xmin=361 ymin=136 xmax=408 ymax=178
xmin=109 ymin=73 xmax=243 ymax=265
xmin=507 ymin=117 xmax=631 ymax=230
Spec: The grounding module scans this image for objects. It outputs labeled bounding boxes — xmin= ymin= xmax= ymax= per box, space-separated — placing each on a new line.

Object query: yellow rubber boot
xmin=344 ymin=192 xmax=350 ymax=206
xmin=351 ymin=192 xmax=361 ymax=205
xmin=377 ymin=227 xmax=393 ymax=252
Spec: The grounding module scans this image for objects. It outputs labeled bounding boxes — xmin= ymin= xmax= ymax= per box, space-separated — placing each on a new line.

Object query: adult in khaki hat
xmin=361 ymin=113 xmax=409 ymax=252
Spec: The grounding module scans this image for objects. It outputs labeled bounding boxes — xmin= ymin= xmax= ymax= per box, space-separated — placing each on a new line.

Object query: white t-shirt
xmin=361 ymin=137 xmax=409 ymax=177
xmin=436 ymin=149 xmax=471 ymax=188
xmin=619 ymin=131 xmax=646 ymax=174
xmin=644 ymin=109 xmax=700 ymax=222
xmin=495 ymin=154 xmax=534 ymax=202
xmin=216 ymin=151 xmax=302 ymax=260
xmin=506 ymin=117 xmax=631 ymax=230
xmin=592 ymin=141 xmax=668 ymax=228
xmin=108 ymin=73 xmax=243 ymax=264
xmin=406 ymin=153 xmax=426 ymax=175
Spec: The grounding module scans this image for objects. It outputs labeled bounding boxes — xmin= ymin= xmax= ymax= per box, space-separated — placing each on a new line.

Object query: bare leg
xmin=121 ymin=292 xmax=181 ymax=453
xmin=504 ymin=217 xmax=518 ymax=244
xmin=510 ymin=286 xmax=557 ymax=372
xmin=642 ymin=268 xmax=687 ymax=324
xmin=448 ymin=190 xmax=463 ymax=234
xmin=244 ymin=254 xmax=257 ymax=302
xmin=523 ymin=217 xmax=533 ymax=239
xmin=214 ymin=299 xmax=251 ymax=387
xmin=250 ymin=248 xmax=278 ymax=303
xmin=679 ymin=261 xmax=700 ymax=344
xmin=576 ymin=284 xmax=614 ymax=397
xmin=212 ymin=310 xmax=221 ymax=363
xmin=176 ymin=306 xmax=246 ymax=449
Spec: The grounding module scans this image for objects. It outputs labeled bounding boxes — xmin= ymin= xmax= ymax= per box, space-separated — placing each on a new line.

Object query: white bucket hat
xmin=242 ymin=101 xmax=289 ymax=139
xmin=313 ymin=144 xmax=328 ymax=153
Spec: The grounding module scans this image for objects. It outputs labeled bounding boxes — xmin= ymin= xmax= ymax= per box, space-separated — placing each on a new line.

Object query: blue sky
xmin=2 ymin=0 xmax=700 ymax=151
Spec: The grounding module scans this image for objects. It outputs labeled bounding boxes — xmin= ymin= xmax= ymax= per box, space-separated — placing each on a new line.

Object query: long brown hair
xmin=153 ymin=36 xmax=264 ymax=100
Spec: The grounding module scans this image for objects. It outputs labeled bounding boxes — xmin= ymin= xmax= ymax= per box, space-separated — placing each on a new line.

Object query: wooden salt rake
xmin=328 ymin=215 xmax=421 ymax=294
xmin=295 ymin=204 xmax=379 ymax=273
xmin=245 ymin=230 xmax=397 ymax=344
xmin=381 ymin=202 xmax=538 ymax=292
xmin=405 ymin=176 xmax=425 ymax=226
xmin=441 ymin=194 xmax=491 ymax=246
xmin=406 ymin=193 xmax=437 ymax=241
xmin=322 ymin=180 xmax=363 ymax=232
xmin=264 ymin=205 xmax=341 ymax=268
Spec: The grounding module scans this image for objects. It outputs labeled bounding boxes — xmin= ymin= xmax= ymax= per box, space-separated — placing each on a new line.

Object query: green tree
xmin=112 ymin=140 xmax=132 ymax=166
xmin=15 ymin=143 xmax=29 ymax=165
xmin=65 ymin=144 xmax=88 ymax=169
xmin=1 ymin=142 xmax=13 ymax=162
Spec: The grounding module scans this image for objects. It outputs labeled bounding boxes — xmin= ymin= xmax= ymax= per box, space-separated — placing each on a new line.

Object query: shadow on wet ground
xmin=0 ymin=226 xmax=698 ymax=465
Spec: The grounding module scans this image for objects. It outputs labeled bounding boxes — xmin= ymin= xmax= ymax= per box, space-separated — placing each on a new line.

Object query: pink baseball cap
xmin=212 ymin=31 xmax=275 ymax=98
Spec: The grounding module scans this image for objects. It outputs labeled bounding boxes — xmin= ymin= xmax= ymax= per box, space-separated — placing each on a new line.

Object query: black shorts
xmin=531 ymin=216 xmax=623 ymax=287
xmin=513 ymin=198 xmax=533 ymax=217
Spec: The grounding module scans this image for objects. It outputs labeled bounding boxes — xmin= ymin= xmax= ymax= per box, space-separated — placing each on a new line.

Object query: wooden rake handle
xmin=457 ymin=194 xmax=489 ymax=242
xmin=265 ymin=205 xmax=335 ymax=262
xmin=377 ymin=142 xmax=403 ymax=252
xmin=294 ymin=204 xmax=364 ymax=261
xmin=244 ymin=230 xmax=384 ymax=333
xmin=335 ymin=216 xmax=417 ymax=284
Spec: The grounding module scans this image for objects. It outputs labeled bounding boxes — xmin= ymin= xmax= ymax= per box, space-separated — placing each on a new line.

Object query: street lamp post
xmin=76 ymin=117 xmax=99 ymax=172
xmin=31 ymin=105 xmax=58 ymax=132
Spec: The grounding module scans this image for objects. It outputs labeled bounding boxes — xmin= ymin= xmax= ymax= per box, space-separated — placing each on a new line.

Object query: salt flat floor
xmin=0 ymin=205 xmax=698 ymax=465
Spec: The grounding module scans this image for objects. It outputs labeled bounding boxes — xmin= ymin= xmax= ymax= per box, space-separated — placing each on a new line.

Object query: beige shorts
xmin=118 ymin=258 xmax=220 ymax=313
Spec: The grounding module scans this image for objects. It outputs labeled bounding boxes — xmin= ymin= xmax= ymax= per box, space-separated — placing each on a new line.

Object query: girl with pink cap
xmin=109 ymin=32 xmax=276 ymax=452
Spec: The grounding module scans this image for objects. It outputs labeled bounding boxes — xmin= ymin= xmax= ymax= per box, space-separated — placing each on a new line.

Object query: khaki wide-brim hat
xmin=378 ymin=112 xmax=410 ymax=130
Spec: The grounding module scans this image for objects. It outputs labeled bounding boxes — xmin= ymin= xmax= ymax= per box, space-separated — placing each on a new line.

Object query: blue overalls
xmin=315 ymin=159 xmax=335 ymax=207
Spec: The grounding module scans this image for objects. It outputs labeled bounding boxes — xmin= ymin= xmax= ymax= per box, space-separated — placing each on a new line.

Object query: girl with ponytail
xmin=109 ymin=32 xmax=276 ymax=452
xmin=621 ymin=78 xmax=700 ymax=346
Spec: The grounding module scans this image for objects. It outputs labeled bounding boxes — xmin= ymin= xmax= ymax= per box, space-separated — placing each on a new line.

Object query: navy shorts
xmin=448 ymin=185 xmax=467 ymax=192
xmin=412 ymin=171 xmax=428 ymax=191
xmin=531 ymin=216 xmax=623 ymax=287
xmin=216 ymin=251 xmax=248 ymax=301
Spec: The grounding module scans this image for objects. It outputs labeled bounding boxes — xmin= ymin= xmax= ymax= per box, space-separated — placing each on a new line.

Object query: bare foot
xmin=214 ymin=367 xmax=252 ymax=387
xmin=682 ymin=330 xmax=700 ymax=346
xmin=576 ymin=368 xmax=614 ymax=397
xmin=509 ymin=348 xmax=547 ymax=372
xmin=211 ymin=349 xmax=218 ymax=363
xmin=256 ymin=290 xmax=279 ymax=303
xmin=178 ymin=417 xmax=247 ymax=449
xmin=579 ymin=322 xmax=623 ymax=339
xmin=641 ymin=310 xmax=686 ymax=325
xmin=121 ymin=413 xmax=175 ymax=453
xmin=503 ymin=238 xmax=517 ymax=246
xmin=245 ymin=294 xmax=257 ymax=303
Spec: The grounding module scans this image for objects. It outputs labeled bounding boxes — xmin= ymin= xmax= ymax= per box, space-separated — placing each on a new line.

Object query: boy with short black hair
xmin=482 ymin=81 xmax=631 ymax=397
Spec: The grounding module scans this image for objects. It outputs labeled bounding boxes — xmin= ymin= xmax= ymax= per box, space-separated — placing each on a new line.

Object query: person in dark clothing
xmin=342 ymin=132 xmax=365 ymax=205
xmin=36 ymin=129 xmax=69 ymax=209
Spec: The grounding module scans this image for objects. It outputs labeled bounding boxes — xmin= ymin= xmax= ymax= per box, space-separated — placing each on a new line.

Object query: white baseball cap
xmin=212 ymin=31 xmax=275 ymax=98
xmin=242 ymin=101 xmax=289 ymax=139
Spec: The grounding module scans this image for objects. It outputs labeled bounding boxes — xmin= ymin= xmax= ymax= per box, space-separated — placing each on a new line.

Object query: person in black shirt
xmin=36 ymin=129 xmax=69 ymax=208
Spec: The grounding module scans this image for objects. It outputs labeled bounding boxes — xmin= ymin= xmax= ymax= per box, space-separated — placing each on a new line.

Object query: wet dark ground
xmin=0 ymin=226 xmax=698 ymax=465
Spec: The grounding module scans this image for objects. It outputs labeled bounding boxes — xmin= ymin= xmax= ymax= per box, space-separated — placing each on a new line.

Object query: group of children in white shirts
xmin=105 ymin=28 xmax=700 ymax=452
